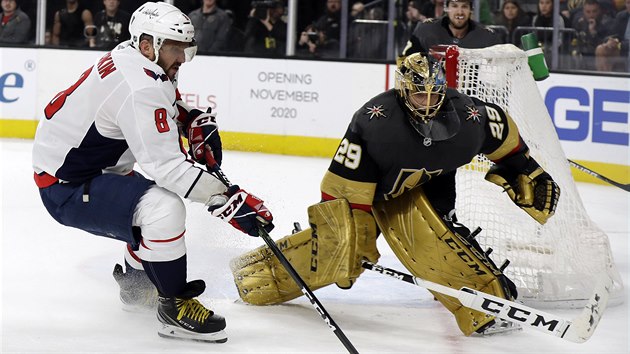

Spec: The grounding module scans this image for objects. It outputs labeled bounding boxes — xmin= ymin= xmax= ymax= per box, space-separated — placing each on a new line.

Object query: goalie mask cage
xmin=443 ymin=44 xmax=624 ymax=308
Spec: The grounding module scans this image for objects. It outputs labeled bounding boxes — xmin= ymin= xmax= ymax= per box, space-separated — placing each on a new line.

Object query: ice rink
xmin=2 ymin=138 xmax=628 ymax=353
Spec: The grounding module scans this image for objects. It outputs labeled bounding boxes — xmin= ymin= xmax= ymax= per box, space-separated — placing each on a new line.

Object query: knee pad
xmin=132 ymin=186 xmax=187 ymax=262
xmin=373 ymin=187 xmax=513 ymax=336
xmin=230 ymin=198 xmax=380 ymax=305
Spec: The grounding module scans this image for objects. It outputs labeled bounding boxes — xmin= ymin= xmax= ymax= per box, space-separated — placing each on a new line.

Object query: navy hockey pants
xmin=39 ymin=173 xmax=154 ymax=248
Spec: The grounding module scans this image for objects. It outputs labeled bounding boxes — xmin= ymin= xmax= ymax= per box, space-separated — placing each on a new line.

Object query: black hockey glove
xmin=186 ymin=108 xmax=222 ymax=167
xmin=485 ymin=157 xmax=560 ymax=225
xmin=208 ymin=185 xmax=274 ymax=237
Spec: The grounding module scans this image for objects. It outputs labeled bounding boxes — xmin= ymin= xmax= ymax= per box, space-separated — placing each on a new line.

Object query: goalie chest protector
xmin=331 ymin=88 xmax=509 ymax=202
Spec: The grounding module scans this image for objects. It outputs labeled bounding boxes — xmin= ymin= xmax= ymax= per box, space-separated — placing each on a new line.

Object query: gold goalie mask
xmin=395 ymin=53 xmax=447 ymax=122
xmin=395 ymin=53 xmax=460 ymax=142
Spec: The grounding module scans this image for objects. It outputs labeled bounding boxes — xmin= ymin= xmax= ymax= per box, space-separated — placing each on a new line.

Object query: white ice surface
xmin=1 ymin=138 xmax=628 ymax=353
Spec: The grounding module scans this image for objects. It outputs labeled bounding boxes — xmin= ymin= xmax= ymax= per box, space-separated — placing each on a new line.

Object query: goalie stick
xmin=568 ymin=159 xmax=630 ymax=192
xmin=361 ymin=260 xmax=612 ymax=343
xmin=203 ymin=157 xmax=359 ymax=354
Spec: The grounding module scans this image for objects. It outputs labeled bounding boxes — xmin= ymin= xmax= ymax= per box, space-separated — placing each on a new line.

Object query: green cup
xmin=521 ymin=33 xmax=549 ymax=81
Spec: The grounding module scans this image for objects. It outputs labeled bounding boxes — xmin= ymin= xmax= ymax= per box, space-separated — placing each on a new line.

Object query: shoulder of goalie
xmin=485 ymin=152 xmax=560 ymax=224
xmin=175 ymin=95 xmax=222 ymax=167
xmin=208 ymin=185 xmax=274 ymax=237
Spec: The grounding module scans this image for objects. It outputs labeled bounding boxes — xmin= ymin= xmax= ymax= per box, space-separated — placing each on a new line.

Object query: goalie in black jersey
xmin=230 ymin=52 xmax=560 ymax=336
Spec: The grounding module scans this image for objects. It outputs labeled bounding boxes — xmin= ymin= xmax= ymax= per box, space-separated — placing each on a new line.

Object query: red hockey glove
xmin=208 ymin=185 xmax=274 ymax=237
xmin=187 ymin=108 xmax=222 ymax=167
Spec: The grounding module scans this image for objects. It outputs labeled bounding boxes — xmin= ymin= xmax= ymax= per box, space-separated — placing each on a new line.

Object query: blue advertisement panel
xmin=537 ymin=74 xmax=630 ymax=165
xmin=0 ymin=48 xmax=38 ymax=120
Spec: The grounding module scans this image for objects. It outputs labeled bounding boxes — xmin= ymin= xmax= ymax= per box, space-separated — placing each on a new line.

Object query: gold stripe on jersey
xmin=485 ymin=112 xmax=521 ymax=162
xmin=321 ymin=171 xmax=376 ymax=206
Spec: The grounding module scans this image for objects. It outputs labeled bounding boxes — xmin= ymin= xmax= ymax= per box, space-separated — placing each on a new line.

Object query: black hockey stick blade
xmin=568 ymin=159 xmax=630 ymax=192
xmin=361 ymin=260 xmax=612 ymax=343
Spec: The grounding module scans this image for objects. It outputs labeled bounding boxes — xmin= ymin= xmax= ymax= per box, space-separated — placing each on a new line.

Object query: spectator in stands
xmin=348 ymin=5 xmax=388 ymax=59
xmin=566 ymin=0 xmax=584 ymax=23
xmin=533 ymin=0 xmax=569 ymax=28
xmin=401 ymin=0 xmax=504 ymax=58
xmin=52 ymin=0 xmax=96 ymax=48
xmin=188 ymin=0 xmax=232 ymax=53
xmin=595 ymin=0 xmax=629 ymax=71
xmin=408 ymin=0 xmax=428 ymax=23
xmin=93 ymin=0 xmax=130 ymax=50
xmin=296 ymin=22 xmax=339 ymax=58
xmin=243 ymin=0 xmax=287 ymax=56
xmin=531 ymin=0 xmax=570 ymax=62
xmin=424 ymin=0 xmax=494 ymax=24
xmin=0 ymin=0 xmax=31 ymax=44
xmin=351 ymin=1 xmax=365 ymax=19
xmin=398 ymin=0 xmax=426 ymax=50
xmin=570 ymin=0 xmax=617 ymax=23
xmin=521 ymin=0 xmax=541 ymax=15
xmin=314 ymin=0 xmax=341 ymax=46
xmin=572 ymin=0 xmax=614 ymax=26
xmin=420 ymin=0 xmax=446 ymax=20
xmin=573 ymin=0 xmax=614 ymax=69
xmin=222 ymin=9 xmax=246 ymax=53
xmin=406 ymin=1 xmax=428 ymax=29
xmin=494 ymin=0 xmax=531 ymax=44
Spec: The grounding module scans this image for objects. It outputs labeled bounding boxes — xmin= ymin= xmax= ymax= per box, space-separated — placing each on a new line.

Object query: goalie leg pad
xmin=230 ymin=228 xmax=312 ymax=305
xmin=230 ymin=198 xmax=379 ymax=305
xmin=372 ymin=187 xmax=511 ymax=336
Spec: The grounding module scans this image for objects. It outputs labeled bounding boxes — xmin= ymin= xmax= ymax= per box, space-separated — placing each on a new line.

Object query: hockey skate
xmin=472 ymin=318 xmax=522 ymax=337
xmin=157 ymin=280 xmax=227 ymax=343
xmin=112 ymin=263 xmax=158 ymax=311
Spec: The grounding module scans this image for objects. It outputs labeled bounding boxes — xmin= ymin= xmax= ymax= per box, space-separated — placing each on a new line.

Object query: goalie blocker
xmin=230 ymin=188 xmax=517 ymax=336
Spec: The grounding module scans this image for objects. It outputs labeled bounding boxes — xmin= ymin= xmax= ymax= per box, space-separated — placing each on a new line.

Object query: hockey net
xmin=442 ymin=44 xmax=624 ymax=308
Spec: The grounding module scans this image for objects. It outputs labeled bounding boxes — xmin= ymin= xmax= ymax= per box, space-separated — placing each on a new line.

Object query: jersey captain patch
xmin=365 ymin=104 xmax=387 ymax=120
xmin=466 ymin=105 xmax=481 ymax=123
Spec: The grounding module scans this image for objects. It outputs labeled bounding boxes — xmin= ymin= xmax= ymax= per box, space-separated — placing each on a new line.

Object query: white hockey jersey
xmin=32 ymin=46 xmax=226 ymax=203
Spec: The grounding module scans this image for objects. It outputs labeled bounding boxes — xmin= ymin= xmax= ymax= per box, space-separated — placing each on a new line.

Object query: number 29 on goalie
xmin=334 ymin=138 xmax=362 ymax=170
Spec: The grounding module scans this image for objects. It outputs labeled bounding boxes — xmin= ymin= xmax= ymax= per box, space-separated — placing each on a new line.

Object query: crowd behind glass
xmin=1 ymin=0 xmax=628 ymax=74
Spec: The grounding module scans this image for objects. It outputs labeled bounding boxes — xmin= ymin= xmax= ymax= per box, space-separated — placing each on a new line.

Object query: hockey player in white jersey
xmin=31 ymin=2 xmax=273 ymax=343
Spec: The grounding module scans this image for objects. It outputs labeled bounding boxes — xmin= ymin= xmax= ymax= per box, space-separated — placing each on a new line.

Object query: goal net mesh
xmin=450 ymin=44 xmax=624 ymax=308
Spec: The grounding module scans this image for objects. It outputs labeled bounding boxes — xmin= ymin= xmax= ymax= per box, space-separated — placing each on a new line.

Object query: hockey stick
xmin=257 ymin=226 xmax=359 ymax=354
xmin=361 ymin=260 xmax=612 ymax=343
xmin=568 ymin=159 xmax=630 ymax=192
xmin=204 ymin=159 xmax=359 ymax=354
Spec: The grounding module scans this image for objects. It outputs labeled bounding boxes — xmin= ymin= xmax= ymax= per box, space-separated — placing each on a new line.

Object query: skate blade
xmin=158 ymin=325 xmax=228 ymax=343
xmin=472 ymin=320 xmax=522 ymax=337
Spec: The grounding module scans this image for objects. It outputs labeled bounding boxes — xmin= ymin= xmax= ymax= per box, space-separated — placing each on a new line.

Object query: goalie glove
xmin=208 ymin=185 xmax=274 ymax=237
xmin=485 ymin=158 xmax=560 ymax=224
xmin=186 ymin=108 xmax=222 ymax=167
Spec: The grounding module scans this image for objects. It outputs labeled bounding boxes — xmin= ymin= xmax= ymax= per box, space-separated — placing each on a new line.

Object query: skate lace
xmin=176 ymin=298 xmax=211 ymax=323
